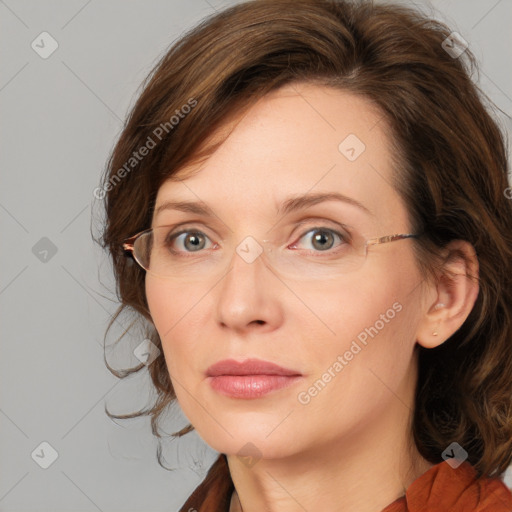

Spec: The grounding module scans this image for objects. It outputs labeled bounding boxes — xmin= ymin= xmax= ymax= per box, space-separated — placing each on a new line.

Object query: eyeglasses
xmin=123 ymin=224 xmax=421 ymax=282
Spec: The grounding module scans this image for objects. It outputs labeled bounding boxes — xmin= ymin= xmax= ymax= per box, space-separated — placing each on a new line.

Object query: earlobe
xmin=415 ymin=240 xmax=479 ymax=349
xmin=430 ymin=302 xmax=446 ymax=337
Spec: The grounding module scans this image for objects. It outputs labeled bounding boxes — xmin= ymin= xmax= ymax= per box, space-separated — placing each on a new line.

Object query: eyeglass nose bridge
xmin=231 ymin=236 xmax=277 ymax=266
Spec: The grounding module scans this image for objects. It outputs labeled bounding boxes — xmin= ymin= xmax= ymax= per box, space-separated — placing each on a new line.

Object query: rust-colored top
xmin=180 ymin=454 xmax=512 ymax=512
xmin=382 ymin=459 xmax=512 ymax=512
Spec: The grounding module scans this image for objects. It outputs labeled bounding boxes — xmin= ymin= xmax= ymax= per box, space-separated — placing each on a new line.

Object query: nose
xmin=214 ymin=238 xmax=284 ymax=333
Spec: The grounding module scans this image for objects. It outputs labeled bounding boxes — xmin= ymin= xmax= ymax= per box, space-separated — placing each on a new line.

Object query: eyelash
xmin=165 ymin=224 xmax=351 ymax=256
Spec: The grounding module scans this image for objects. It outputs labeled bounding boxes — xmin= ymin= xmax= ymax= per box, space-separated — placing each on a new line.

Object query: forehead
xmin=154 ymin=83 xmax=408 ymax=231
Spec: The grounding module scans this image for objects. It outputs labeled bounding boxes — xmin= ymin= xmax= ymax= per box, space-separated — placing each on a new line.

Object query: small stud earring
xmin=432 ymin=331 xmax=439 ymax=336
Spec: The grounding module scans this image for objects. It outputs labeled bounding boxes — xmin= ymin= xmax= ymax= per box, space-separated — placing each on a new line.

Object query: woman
xmin=97 ymin=0 xmax=512 ymax=510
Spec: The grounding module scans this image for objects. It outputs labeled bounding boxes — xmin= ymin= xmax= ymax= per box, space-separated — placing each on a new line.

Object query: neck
xmin=228 ymin=434 xmax=432 ymax=512
xmin=226 ymin=357 xmax=433 ymax=512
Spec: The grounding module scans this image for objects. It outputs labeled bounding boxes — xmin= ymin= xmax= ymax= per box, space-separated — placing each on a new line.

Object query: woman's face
xmin=146 ymin=83 xmax=429 ymax=460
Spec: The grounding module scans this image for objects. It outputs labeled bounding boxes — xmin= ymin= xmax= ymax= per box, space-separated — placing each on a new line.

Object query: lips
xmin=206 ymin=358 xmax=303 ymax=399
xmin=206 ymin=358 xmax=301 ymax=377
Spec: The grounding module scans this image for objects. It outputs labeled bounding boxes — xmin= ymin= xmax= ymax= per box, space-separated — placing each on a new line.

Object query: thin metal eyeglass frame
xmin=122 ymin=228 xmax=422 ymax=273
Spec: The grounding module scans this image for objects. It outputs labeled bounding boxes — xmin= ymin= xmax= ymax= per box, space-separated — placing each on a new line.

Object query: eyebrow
xmin=154 ymin=192 xmax=373 ymax=219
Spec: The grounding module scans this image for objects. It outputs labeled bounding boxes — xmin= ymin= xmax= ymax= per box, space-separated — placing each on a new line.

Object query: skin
xmin=145 ymin=83 xmax=479 ymax=512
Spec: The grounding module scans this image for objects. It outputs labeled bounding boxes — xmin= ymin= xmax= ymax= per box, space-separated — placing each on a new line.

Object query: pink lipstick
xmin=206 ymin=358 xmax=303 ymax=399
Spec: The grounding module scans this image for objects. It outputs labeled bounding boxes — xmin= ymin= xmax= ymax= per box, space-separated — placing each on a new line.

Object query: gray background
xmin=1 ymin=0 xmax=511 ymax=510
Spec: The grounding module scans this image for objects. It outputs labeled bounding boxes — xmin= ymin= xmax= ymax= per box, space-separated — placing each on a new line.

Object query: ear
xmin=416 ymin=240 xmax=479 ymax=349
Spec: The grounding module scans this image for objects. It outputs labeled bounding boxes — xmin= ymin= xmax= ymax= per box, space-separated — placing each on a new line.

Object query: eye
xmin=292 ymin=227 xmax=348 ymax=252
xmin=167 ymin=230 xmax=214 ymax=253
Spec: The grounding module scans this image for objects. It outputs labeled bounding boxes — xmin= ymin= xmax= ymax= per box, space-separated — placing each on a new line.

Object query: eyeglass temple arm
xmin=366 ymin=233 xmax=420 ymax=247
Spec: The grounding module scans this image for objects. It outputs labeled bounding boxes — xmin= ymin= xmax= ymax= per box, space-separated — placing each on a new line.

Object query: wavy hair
xmin=95 ymin=0 xmax=512 ymax=482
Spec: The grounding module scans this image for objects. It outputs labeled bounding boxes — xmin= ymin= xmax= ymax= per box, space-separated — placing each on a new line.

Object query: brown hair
xmin=95 ymin=0 xmax=512 ymax=497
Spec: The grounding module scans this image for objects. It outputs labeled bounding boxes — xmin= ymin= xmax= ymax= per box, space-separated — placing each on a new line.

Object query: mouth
xmin=206 ymin=358 xmax=303 ymax=399
xmin=207 ymin=374 xmax=303 ymax=399
xmin=206 ymin=357 xmax=301 ymax=377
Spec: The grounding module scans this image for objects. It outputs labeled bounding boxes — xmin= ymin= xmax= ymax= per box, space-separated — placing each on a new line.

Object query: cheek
xmin=145 ymin=278 xmax=206 ymax=375
xmin=296 ymin=279 xmax=419 ymax=425
xmin=298 ymin=272 xmax=405 ymax=344
xmin=145 ymin=279 xmax=171 ymax=339
xmin=146 ymin=276 xmax=207 ymax=333
xmin=304 ymin=261 xmax=420 ymax=381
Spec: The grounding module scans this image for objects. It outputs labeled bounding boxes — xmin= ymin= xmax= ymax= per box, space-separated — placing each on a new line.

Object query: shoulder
xmin=398 ymin=460 xmax=512 ymax=512
xmin=474 ymin=471 xmax=512 ymax=512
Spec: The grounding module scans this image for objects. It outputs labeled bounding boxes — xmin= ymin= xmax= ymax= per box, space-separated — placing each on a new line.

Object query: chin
xmin=193 ymin=420 xmax=303 ymax=462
